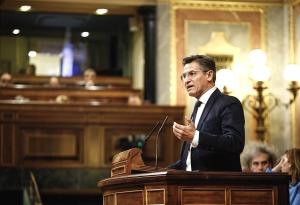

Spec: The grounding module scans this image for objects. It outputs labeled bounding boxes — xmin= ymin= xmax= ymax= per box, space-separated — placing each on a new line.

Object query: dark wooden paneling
xmin=103 ymin=194 xmax=115 ymax=205
xmin=0 ymin=123 xmax=14 ymax=165
xmin=116 ymin=190 xmax=144 ymax=205
xmin=230 ymin=189 xmax=274 ymax=204
xmin=0 ymin=101 xmax=184 ymax=168
xmin=181 ymin=188 xmax=225 ymax=204
xmin=146 ymin=189 xmax=165 ymax=204
xmin=18 ymin=127 xmax=83 ymax=160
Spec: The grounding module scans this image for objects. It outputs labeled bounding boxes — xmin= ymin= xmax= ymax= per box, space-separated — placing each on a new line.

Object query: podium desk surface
xmin=99 ymin=170 xmax=290 ymax=188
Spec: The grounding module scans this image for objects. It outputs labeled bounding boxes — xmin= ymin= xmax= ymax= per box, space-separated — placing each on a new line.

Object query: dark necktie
xmin=182 ymin=100 xmax=202 ymax=169
xmin=191 ymin=100 xmax=202 ymax=123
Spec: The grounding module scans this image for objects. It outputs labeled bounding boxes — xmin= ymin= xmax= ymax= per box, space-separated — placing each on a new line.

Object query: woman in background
xmin=272 ymin=148 xmax=300 ymax=205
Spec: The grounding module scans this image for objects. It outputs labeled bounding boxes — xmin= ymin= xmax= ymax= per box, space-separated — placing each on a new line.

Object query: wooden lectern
xmin=110 ymin=115 xmax=169 ymax=177
xmin=99 ymin=149 xmax=290 ymax=205
xmin=110 ymin=148 xmax=156 ymax=177
xmin=99 ymin=170 xmax=290 ymax=205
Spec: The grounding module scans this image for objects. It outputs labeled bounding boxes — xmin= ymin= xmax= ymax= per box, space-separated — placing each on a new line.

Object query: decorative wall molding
xmin=171 ymin=3 xmax=266 ymax=104
xmin=172 ymin=0 xmax=282 ymax=9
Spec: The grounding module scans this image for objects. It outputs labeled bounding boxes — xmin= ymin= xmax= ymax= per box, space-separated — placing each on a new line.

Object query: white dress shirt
xmin=186 ymin=86 xmax=217 ymax=171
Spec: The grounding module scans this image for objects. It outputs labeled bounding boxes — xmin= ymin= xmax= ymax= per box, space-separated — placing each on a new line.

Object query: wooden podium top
xmin=99 ymin=170 xmax=290 ymax=189
xmin=98 ymin=171 xmax=290 ymax=205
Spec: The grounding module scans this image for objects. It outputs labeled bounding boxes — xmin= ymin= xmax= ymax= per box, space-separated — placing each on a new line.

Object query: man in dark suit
xmin=170 ymin=55 xmax=245 ymax=171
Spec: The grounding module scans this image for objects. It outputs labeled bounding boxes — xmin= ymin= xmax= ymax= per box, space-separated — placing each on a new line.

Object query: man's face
xmin=84 ymin=72 xmax=95 ymax=85
xmin=182 ymin=61 xmax=212 ymax=98
xmin=250 ymin=153 xmax=271 ymax=172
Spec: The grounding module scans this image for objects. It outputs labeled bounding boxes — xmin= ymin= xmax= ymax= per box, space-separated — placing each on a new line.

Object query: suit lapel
xmin=197 ymin=89 xmax=221 ymax=130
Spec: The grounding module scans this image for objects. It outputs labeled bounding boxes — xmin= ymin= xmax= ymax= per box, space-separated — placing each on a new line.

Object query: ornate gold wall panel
xmin=172 ymin=2 xmax=266 ymax=104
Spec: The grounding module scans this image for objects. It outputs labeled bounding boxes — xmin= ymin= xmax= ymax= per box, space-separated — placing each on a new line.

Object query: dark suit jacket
xmin=169 ymin=88 xmax=245 ymax=171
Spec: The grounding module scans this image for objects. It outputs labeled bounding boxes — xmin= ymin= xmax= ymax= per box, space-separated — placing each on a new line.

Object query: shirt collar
xmin=198 ymin=86 xmax=217 ymax=104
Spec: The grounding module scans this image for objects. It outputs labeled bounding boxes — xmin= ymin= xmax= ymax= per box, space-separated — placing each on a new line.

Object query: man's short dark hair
xmin=183 ymin=55 xmax=216 ymax=72
xmin=182 ymin=55 xmax=216 ymax=82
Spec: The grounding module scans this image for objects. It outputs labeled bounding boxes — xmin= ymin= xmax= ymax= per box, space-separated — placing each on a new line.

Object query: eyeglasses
xmin=180 ymin=70 xmax=203 ymax=80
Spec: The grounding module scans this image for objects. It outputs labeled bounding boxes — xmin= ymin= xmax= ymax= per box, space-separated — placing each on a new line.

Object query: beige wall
xmin=293 ymin=3 xmax=300 ymax=148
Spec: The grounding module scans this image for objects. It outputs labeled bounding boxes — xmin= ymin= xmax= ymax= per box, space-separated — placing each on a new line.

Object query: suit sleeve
xmin=168 ymin=160 xmax=183 ymax=170
xmin=198 ymin=98 xmax=245 ymax=154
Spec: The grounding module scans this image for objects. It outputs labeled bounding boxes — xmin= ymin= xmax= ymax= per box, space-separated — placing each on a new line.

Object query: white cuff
xmin=191 ymin=130 xmax=199 ymax=148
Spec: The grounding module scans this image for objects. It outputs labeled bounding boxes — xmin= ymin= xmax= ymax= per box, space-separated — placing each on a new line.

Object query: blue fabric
xmin=266 ymin=170 xmax=300 ymax=204
xmin=265 ymin=168 xmax=272 ymax=173
xmin=290 ymin=181 xmax=300 ymax=205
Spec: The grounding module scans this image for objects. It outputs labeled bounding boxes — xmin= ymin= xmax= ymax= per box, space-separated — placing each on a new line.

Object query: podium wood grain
xmin=99 ymin=171 xmax=290 ymax=205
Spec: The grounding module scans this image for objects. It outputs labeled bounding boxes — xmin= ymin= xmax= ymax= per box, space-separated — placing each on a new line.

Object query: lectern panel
xmin=230 ymin=189 xmax=274 ymax=204
xmin=0 ymin=123 xmax=14 ymax=165
xmin=116 ymin=190 xmax=144 ymax=205
xmin=146 ymin=189 xmax=165 ymax=204
xmin=181 ymin=188 xmax=225 ymax=204
xmin=103 ymin=194 xmax=114 ymax=205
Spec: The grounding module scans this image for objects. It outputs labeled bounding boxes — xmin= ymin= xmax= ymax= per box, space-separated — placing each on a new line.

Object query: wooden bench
xmin=12 ymin=75 xmax=132 ymax=88
xmin=0 ymin=84 xmax=141 ymax=103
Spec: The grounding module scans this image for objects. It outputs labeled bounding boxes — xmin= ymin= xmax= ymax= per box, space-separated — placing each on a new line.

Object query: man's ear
xmin=206 ymin=70 xmax=214 ymax=82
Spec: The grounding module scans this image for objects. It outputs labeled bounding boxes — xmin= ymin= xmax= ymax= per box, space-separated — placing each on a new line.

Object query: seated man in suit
xmin=170 ymin=54 xmax=245 ymax=171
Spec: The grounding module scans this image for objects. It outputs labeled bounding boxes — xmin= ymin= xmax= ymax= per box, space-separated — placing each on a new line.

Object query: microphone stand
xmin=155 ymin=115 xmax=168 ymax=170
xmin=141 ymin=121 xmax=160 ymax=156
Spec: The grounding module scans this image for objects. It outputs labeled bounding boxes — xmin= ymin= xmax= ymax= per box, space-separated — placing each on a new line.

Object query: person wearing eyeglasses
xmin=169 ymin=54 xmax=245 ymax=171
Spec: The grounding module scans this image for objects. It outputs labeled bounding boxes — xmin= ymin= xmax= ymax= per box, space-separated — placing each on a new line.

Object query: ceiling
xmin=0 ymin=0 xmax=156 ymax=15
xmin=0 ymin=11 xmax=129 ymax=32
xmin=0 ymin=0 xmax=286 ymax=16
xmin=0 ymin=0 xmax=285 ymax=36
xmin=0 ymin=0 xmax=153 ymax=36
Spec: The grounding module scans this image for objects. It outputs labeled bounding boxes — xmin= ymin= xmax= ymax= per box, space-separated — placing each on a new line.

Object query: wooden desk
xmin=0 ymin=85 xmax=141 ymax=103
xmin=98 ymin=171 xmax=290 ymax=205
xmin=0 ymin=101 xmax=184 ymax=168
xmin=12 ymin=75 xmax=132 ymax=87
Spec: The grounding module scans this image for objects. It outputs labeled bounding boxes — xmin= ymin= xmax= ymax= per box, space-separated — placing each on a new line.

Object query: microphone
xmin=155 ymin=115 xmax=168 ymax=170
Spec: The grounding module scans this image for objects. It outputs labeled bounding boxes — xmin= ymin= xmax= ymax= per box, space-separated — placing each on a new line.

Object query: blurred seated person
xmin=241 ymin=142 xmax=277 ymax=172
xmin=55 ymin=95 xmax=69 ymax=103
xmin=26 ymin=64 xmax=36 ymax=75
xmin=18 ymin=67 xmax=27 ymax=75
xmin=77 ymin=68 xmax=96 ymax=87
xmin=269 ymin=148 xmax=300 ymax=205
xmin=128 ymin=94 xmax=142 ymax=105
xmin=15 ymin=95 xmax=30 ymax=102
xmin=48 ymin=76 xmax=61 ymax=87
xmin=0 ymin=72 xmax=12 ymax=87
